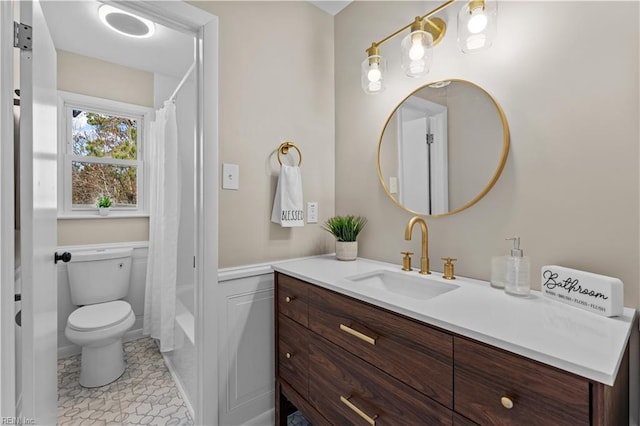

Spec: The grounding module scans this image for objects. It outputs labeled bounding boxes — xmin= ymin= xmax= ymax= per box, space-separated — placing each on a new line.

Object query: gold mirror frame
xmin=377 ymin=79 xmax=510 ymax=218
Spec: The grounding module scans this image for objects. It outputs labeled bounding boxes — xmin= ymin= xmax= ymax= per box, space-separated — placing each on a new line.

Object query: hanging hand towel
xmin=271 ymin=165 xmax=304 ymax=227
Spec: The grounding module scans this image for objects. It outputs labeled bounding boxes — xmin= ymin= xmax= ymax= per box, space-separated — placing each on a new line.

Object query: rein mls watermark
xmin=1 ymin=417 xmax=35 ymax=425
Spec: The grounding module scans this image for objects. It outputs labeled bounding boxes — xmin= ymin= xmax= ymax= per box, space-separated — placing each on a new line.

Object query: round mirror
xmin=377 ymin=79 xmax=509 ymax=217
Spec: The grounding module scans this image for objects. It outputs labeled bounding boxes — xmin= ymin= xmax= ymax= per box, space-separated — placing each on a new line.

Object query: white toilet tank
xmin=67 ymin=248 xmax=134 ymax=306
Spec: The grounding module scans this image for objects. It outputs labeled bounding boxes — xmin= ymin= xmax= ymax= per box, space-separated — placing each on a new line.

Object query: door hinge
xmin=426 ymin=133 xmax=434 ymax=145
xmin=14 ymin=22 xmax=32 ymax=51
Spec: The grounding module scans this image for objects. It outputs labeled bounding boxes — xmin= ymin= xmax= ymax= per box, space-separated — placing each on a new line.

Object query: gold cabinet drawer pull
xmin=340 ymin=323 xmax=377 ymax=345
xmin=501 ymin=396 xmax=514 ymax=409
xmin=284 ymin=296 xmax=294 ymax=303
xmin=340 ymin=395 xmax=378 ymax=425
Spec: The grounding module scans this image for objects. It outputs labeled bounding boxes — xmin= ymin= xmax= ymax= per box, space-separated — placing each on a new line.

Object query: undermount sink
xmin=345 ymin=269 xmax=459 ymax=300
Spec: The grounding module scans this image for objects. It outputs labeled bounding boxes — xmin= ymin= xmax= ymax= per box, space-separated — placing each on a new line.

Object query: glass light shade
xmin=361 ymin=55 xmax=387 ymax=94
xmin=401 ymin=30 xmax=433 ymax=78
xmin=457 ymin=0 xmax=497 ymax=53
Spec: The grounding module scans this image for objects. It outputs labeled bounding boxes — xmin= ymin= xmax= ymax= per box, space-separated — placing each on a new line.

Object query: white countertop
xmin=272 ymin=255 xmax=637 ymax=386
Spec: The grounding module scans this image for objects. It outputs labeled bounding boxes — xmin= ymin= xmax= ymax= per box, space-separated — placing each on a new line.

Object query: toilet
xmin=64 ymin=247 xmax=135 ymax=388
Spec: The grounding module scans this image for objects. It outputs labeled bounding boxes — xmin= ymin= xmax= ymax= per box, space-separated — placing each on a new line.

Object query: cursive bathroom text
xmin=542 ymin=270 xmax=608 ymax=300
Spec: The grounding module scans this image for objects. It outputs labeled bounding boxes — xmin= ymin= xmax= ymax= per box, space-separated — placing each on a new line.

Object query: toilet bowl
xmin=64 ymin=248 xmax=134 ymax=388
xmin=65 ymin=300 xmax=135 ymax=387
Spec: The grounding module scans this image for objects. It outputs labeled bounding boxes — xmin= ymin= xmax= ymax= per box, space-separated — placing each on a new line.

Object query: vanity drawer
xmin=454 ymin=336 xmax=590 ymax=426
xmin=309 ymin=337 xmax=452 ymax=426
xmin=278 ymin=314 xmax=309 ymax=399
xmin=307 ymin=284 xmax=453 ymax=407
xmin=453 ymin=412 xmax=478 ymax=426
xmin=276 ymin=273 xmax=309 ymax=327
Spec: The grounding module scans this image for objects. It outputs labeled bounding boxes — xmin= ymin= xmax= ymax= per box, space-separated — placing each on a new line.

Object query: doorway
xmin=1 ymin=1 xmax=219 ymax=424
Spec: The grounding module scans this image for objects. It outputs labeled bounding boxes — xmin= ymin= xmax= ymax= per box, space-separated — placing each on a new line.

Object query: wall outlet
xmin=307 ymin=202 xmax=318 ymax=223
xmin=389 ymin=177 xmax=398 ymax=194
xmin=222 ymin=163 xmax=239 ymax=190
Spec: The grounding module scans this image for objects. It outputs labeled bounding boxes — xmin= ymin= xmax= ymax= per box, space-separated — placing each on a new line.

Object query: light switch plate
xmin=307 ymin=202 xmax=318 ymax=223
xmin=222 ymin=163 xmax=239 ymax=190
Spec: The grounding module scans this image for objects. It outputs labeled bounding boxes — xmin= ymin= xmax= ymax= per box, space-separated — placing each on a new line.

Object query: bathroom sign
xmin=541 ymin=265 xmax=623 ymax=317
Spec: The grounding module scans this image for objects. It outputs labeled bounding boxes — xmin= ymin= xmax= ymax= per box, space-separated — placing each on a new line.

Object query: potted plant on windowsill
xmin=96 ymin=195 xmax=112 ymax=216
xmin=322 ymin=215 xmax=367 ymax=261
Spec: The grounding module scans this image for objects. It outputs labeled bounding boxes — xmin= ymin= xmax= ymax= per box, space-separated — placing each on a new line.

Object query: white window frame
xmin=57 ymin=91 xmax=152 ymax=218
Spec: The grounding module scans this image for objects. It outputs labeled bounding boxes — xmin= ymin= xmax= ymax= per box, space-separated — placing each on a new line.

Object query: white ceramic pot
xmin=336 ymin=241 xmax=358 ymax=261
xmin=98 ymin=207 xmax=110 ymax=216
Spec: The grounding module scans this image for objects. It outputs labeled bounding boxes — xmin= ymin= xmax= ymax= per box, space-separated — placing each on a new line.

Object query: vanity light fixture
xmin=400 ymin=17 xmax=442 ymax=78
xmin=361 ymin=0 xmax=497 ymax=94
xmin=457 ymin=0 xmax=497 ymax=53
xmin=361 ymin=44 xmax=387 ymax=94
xmin=98 ymin=4 xmax=155 ymax=39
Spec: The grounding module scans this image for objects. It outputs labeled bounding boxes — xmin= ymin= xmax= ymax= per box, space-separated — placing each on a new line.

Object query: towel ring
xmin=277 ymin=142 xmax=302 ymax=166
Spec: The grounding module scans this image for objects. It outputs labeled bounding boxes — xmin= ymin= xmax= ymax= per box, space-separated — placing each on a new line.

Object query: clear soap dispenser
xmin=504 ymin=237 xmax=531 ymax=297
xmin=490 ymin=253 xmax=507 ymax=289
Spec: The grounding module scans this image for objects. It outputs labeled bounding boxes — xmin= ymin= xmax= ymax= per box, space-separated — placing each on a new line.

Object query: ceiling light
xmin=98 ymin=4 xmax=155 ymax=39
xmin=428 ymin=80 xmax=452 ymax=89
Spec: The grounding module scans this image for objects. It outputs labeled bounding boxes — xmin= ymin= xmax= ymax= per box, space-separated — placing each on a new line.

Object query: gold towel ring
xmin=277 ymin=142 xmax=302 ymax=166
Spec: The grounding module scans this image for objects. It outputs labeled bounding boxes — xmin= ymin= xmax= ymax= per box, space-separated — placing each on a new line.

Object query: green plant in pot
xmin=323 ymin=215 xmax=367 ymax=261
xmin=96 ymin=195 xmax=112 ymax=216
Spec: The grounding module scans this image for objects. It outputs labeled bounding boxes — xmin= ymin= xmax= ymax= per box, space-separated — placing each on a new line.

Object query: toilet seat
xmin=67 ymin=300 xmax=132 ymax=331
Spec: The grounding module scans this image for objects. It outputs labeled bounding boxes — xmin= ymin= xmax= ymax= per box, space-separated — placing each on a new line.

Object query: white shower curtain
xmin=144 ymin=101 xmax=180 ymax=352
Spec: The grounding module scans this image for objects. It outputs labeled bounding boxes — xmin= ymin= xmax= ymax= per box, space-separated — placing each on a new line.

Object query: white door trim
xmin=106 ymin=3 xmax=219 ymax=424
xmin=0 ymin=0 xmax=16 ymax=417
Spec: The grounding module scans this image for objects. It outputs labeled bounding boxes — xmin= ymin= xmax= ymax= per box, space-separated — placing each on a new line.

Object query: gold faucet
xmin=404 ymin=216 xmax=430 ymax=274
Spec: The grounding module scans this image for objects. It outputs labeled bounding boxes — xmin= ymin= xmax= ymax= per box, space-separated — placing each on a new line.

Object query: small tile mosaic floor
xmin=57 ymin=337 xmax=193 ymax=426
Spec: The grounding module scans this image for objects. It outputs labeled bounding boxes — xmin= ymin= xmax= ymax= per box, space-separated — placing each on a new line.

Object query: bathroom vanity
xmin=273 ymin=256 xmax=636 ymax=425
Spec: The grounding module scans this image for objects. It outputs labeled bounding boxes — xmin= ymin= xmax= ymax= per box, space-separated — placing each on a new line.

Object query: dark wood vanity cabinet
xmin=274 ymin=272 xmax=629 ymax=426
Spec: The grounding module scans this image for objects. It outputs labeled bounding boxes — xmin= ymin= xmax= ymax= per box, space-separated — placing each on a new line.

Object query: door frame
xmin=115 ymin=3 xmax=220 ymax=424
xmin=0 ymin=0 xmax=16 ymax=417
xmin=397 ymin=96 xmax=448 ymax=215
xmin=105 ymin=4 xmax=220 ymax=423
xmin=0 ymin=2 xmax=220 ymax=424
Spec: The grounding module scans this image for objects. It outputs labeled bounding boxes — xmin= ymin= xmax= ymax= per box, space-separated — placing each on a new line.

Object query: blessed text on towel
xmin=281 ymin=210 xmax=304 ymax=221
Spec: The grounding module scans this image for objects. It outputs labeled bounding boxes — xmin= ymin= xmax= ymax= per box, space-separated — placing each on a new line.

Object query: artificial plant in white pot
xmin=322 ymin=215 xmax=367 ymax=261
xmin=96 ymin=195 xmax=112 ymax=216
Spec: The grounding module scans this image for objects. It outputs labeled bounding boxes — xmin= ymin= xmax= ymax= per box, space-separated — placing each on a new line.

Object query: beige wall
xmin=57 ymin=50 xmax=154 ymax=107
xmin=192 ymin=1 xmax=336 ymax=268
xmin=336 ymin=2 xmax=640 ymax=307
xmin=57 ymin=218 xmax=149 ymax=246
xmin=56 ymin=50 xmax=152 ymax=246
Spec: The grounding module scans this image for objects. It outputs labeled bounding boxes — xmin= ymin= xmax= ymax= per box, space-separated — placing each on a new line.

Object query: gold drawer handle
xmin=285 ymin=296 xmax=294 ymax=303
xmin=340 ymin=395 xmax=378 ymax=425
xmin=340 ymin=324 xmax=377 ymax=345
xmin=285 ymin=352 xmax=293 ymax=359
xmin=501 ymin=396 xmax=514 ymax=409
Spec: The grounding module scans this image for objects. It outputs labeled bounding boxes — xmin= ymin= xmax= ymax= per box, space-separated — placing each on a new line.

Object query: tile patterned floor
xmin=58 ymin=337 xmax=193 ymax=426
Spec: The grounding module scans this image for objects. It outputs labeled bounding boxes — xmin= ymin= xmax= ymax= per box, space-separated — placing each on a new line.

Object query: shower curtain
xmin=143 ymin=101 xmax=180 ymax=352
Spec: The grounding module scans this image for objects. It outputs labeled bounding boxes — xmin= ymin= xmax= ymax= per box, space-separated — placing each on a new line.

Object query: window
xmin=58 ymin=92 xmax=151 ymax=216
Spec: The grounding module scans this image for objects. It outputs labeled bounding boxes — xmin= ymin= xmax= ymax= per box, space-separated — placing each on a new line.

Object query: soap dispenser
xmin=490 ymin=238 xmax=512 ymax=289
xmin=504 ymin=237 xmax=531 ymax=297
xmin=490 ymin=253 xmax=507 ymax=289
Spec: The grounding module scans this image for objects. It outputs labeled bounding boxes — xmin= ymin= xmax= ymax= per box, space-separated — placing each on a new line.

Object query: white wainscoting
xmin=56 ymin=242 xmax=149 ymax=358
xmin=218 ymin=263 xmax=275 ymax=426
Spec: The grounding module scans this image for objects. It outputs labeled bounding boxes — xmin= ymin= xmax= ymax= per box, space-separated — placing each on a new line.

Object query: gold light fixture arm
xmin=366 ymin=0 xmax=457 ymax=51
